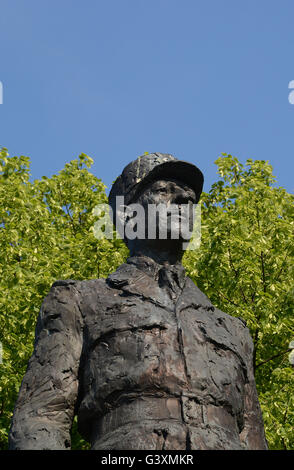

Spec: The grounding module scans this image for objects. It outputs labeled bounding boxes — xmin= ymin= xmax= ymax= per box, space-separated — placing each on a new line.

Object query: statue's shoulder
xmin=183 ymin=277 xmax=251 ymax=344
xmin=48 ymin=268 xmax=133 ymax=307
xmin=43 ymin=279 xmax=80 ymax=304
xmin=183 ymin=277 xmax=215 ymax=310
xmin=36 ymin=279 xmax=87 ymax=338
xmin=51 ymin=279 xmax=77 ymax=288
xmin=51 ymin=277 xmax=108 ymax=291
xmin=47 ymin=278 xmax=110 ymax=307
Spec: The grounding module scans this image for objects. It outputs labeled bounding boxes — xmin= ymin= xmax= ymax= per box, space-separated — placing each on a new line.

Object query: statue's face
xmin=140 ymin=178 xmax=197 ymax=205
xmin=130 ymin=178 xmax=197 ymax=241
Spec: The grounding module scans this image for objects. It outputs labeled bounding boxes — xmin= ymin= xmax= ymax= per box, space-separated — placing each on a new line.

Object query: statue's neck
xmin=128 ymin=239 xmax=184 ymax=266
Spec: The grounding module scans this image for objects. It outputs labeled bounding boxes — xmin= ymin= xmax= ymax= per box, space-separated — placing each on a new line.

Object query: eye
xmin=155 ymin=187 xmax=167 ymax=193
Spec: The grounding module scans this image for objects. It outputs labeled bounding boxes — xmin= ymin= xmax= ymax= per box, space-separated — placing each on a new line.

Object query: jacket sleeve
xmin=8 ymin=280 xmax=84 ymax=450
xmin=238 ymin=321 xmax=268 ymax=450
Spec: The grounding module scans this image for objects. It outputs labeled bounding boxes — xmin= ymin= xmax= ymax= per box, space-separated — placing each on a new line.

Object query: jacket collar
xmin=127 ymin=255 xmax=185 ymax=278
xmin=106 ymin=255 xmax=187 ymax=302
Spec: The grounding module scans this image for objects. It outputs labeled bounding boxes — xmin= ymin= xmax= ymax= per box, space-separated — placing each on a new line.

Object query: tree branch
xmin=274 ymin=246 xmax=291 ymax=283
xmin=217 ymin=291 xmax=239 ymax=307
xmin=260 ymin=250 xmax=267 ymax=293
xmin=255 ymin=348 xmax=290 ymax=369
xmin=227 ymin=247 xmax=248 ymax=304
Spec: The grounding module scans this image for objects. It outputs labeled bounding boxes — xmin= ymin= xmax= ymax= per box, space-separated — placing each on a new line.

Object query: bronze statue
xmin=8 ymin=153 xmax=268 ymax=450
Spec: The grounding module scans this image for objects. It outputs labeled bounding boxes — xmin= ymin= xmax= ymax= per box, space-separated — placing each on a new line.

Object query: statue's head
xmin=108 ymin=153 xmax=204 ymax=255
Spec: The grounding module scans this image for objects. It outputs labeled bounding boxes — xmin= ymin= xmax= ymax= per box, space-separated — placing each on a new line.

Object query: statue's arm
xmin=239 ymin=324 xmax=268 ymax=449
xmin=8 ymin=281 xmax=83 ymax=450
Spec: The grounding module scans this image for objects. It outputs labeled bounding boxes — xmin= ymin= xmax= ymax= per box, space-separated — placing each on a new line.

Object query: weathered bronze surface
xmin=8 ymin=153 xmax=268 ymax=450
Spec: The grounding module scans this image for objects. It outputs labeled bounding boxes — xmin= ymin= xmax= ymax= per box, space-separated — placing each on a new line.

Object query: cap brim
xmin=130 ymin=160 xmax=204 ymax=204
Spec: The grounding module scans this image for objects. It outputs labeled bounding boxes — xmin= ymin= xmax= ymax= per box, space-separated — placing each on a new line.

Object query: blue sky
xmin=0 ymin=0 xmax=293 ymax=195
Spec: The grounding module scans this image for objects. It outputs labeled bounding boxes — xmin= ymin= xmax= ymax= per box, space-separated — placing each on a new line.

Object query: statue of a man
xmin=8 ymin=153 xmax=268 ymax=450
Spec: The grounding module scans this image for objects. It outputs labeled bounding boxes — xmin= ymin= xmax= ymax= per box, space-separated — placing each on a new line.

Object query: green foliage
xmin=0 ymin=149 xmax=293 ymax=449
xmin=184 ymin=154 xmax=294 ymax=449
xmin=0 ymin=148 xmax=128 ymax=449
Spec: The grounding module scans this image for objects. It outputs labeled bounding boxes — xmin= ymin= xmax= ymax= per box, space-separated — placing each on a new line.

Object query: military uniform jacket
xmin=9 ymin=256 xmax=268 ymax=450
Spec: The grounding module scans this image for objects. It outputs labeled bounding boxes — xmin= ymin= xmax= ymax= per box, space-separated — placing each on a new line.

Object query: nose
xmin=173 ymin=190 xmax=191 ymax=204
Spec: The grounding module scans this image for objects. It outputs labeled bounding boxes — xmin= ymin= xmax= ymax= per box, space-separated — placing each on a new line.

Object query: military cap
xmin=108 ymin=152 xmax=204 ymax=211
